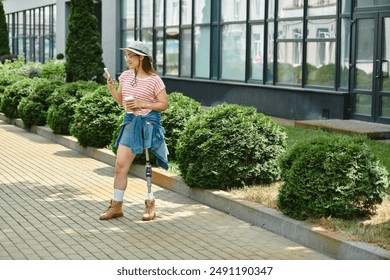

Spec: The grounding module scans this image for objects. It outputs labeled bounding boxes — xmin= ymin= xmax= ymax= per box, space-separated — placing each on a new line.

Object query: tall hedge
xmin=65 ymin=0 xmax=104 ymax=83
xmin=0 ymin=0 xmax=10 ymax=57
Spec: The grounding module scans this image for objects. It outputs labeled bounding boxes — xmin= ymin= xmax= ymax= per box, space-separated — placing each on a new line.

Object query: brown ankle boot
xmin=142 ymin=199 xmax=156 ymax=221
xmin=99 ymin=200 xmax=123 ymax=220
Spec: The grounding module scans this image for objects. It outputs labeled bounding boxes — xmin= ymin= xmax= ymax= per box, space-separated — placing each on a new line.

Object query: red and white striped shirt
xmin=119 ymin=69 xmax=166 ymax=116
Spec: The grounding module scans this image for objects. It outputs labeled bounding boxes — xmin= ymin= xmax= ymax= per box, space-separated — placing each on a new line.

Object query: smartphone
xmin=104 ymin=67 xmax=111 ymax=79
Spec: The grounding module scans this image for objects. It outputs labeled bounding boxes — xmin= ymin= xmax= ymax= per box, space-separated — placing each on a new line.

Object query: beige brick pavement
xmin=0 ymin=120 xmax=331 ymax=260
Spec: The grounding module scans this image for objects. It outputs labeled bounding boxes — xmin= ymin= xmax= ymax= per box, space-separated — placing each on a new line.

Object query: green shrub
xmin=18 ymin=79 xmax=65 ymax=128
xmin=41 ymin=60 xmax=66 ymax=80
xmin=0 ymin=75 xmax=25 ymax=106
xmin=69 ymin=86 xmax=123 ymax=147
xmin=161 ymin=92 xmax=202 ymax=160
xmin=16 ymin=61 xmax=42 ymax=78
xmin=46 ymin=81 xmax=100 ymax=134
xmin=176 ymin=103 xmax=287 ymax=190
xmin=277 ymin=135 xmax=389 ymax=220
xmin=0 ymin=78 xmax=41 ymax=119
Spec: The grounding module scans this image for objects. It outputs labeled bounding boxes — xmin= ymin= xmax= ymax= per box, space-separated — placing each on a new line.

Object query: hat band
xmin=129 ymin=47 xmax=148 ymax=56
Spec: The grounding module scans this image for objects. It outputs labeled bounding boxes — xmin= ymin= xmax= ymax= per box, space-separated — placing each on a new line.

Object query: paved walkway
xmin=0 ymin=120 xmax=331 ymax=260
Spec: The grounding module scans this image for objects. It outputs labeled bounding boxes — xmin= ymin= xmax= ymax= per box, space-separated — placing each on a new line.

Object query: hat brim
xmin=120 ymin=47 xmax=150 ymax=57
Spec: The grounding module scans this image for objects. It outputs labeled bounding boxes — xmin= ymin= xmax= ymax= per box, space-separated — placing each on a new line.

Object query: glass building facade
xmin=4 ymin=0 xmax=390 ymax=124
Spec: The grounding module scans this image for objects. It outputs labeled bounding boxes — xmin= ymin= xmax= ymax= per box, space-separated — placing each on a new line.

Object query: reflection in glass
xmin=221 ymin=0 xmax=247 ymax=22
xmin=250 ymin=25 xmax=264 ymax=80
xmin=141 ymin=0 xmax=153 ymax=27
xmin=250 ymin=0 xmax=265 ymax=20
xmin=278 ymin=0 xmax=303 ymax=18
xmin=122 ymin=0 xmax=135 ymax=29
xmin=182 ymin=0 xmax=192 ymax=25
xmin=381 ymin=96 xmax=390 ymax=117
xmin=221 ymin=24 xmax=246 ymax=80
xmin=165 ymin=28 xmax=179 ymax=75
xmin=356 ymin=0 xmax=390 ymax=7
xmin=266 ymin=22 xmax=274 ymax=83
xmin=307 ymin=0 xmax=337 ymax=16
xmin=355 ymin=94 xmax=372 ymax=115
xmin=194 ymin=26 xmax=210 ymax=78
xmin=155 ymin=29 xmax=164 ymax=74
xmin=155 ymin=0 xmax=164 ymax=27
xmin=307 ymin=19 xmax=336 ymax=39
xmin=277 ymin=42 xmax=302 ymax=84
xmin=306 ymin=42 xmax=335 ymax=87
xmin=355 ymin=19 xmax=374 ymax=90
xmin=166 ymin=0 xmax=180 ymax=26
xmin=340 ymin=19 xmax=350 ymax=88
xmin=381 ymin=18 xmax=390 ymax=92
xmin=194 ymin=0 xmax=211 ymax=24
xmin=180 ymin=29 xmax=191 ymax=76
xmin=277 ymin=21 xmax=302 ymax=39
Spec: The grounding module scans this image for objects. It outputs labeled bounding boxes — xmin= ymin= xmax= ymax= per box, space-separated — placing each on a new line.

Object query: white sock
xmin=147 ymin=192 xmax=154 ymax=200
xmin=113 ymin=189 xmax=125 ymax=202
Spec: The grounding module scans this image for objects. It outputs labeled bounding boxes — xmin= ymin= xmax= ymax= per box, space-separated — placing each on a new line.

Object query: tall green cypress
xmin=0 ymin=0 xmax=10 ymax=57
xmin=65 ymin=0 xmax=104 ymax=83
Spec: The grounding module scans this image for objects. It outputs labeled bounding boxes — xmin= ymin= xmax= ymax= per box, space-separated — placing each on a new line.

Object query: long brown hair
xmin=142 ymin=56 xmax=156 ymax=75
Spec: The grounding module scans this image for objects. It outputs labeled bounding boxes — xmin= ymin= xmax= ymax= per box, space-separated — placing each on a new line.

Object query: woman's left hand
xmin=126 ymin=99 xmax=145 ymax=110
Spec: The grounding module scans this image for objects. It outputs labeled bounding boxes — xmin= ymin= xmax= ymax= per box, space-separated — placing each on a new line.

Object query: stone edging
xmin=1 ymin=113 xmax=389 ymax=260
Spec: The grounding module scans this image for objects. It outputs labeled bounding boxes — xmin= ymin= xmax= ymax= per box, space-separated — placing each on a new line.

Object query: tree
xmin=0 ymin=0 xmax=10 ymax=57
xmin=65 ymin=0 xmax=104 ymax=83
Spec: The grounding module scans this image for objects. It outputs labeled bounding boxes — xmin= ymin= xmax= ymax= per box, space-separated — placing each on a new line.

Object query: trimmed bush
xmin=1 ymin=78 xmax=41 ymax=119
xmin=18 ymin=79 xmax=65 ymax=128
xmin=277 ymin=135 xmax=389 ymax=220
xmin=161 ymin=92 xmax=202 ymax=160
xmin=41 ymin=60 xmax=66 ymax=80
xmin=46 ymin=81 xmax=100 ymax=134
xmin=69 ymin=86 xmax=123 ymax=147
xmin=176 ymin=103 xmax=287 ymax=190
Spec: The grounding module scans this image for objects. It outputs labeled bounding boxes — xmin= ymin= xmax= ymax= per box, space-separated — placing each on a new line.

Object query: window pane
xmin=268 ymin=0 xmax=275 ymax=19
xmin=307 ymin=19 xmax=336 ymax=39
xmin=341 ymin=0 xmax=351 ymax=14
xmin=221 ymin=24 xmax=246 ymax=80
xmin=250 ymin=0 xmax=265 ymax=20
xmin=277 ymin=42 xmax=302 ymax=84
xmin=340 ymin=18 xmax=350 ymax=88
xmin=194 ymin=26 xmax=210 ymax=78
xmin=180 ymin=28 xmax=191 ymax=76
xmin=381 ymin=96 xmax=390 ymax=118
xmin=306 ymin=42 xmax=336 ymax=87
xmin=357 ymin=0 xmax=390 ymax=7
xmin=307 ymin=0 xmax=337 ymax=16
xmin=278 ymin=1 xmax=303 ymax=18
xmin=166 ymin=27 xmax=179 ymax=75
xmin=182 ymin=0 xmax=192 ymax=25
xmin=155 ymin=29 xmax=164 ymax=74
xmin=277 ymin=20 xmax=302 ymax=39
xmin=194 ymin=0 xmax=211 ymax=24
xmin=355 ymin=94 xmax=371 ymax=115
xmin=221 ymin=0 xmax=247 ymax=22
xmin=250 ymin=24 xmax=264 ymax=80
xmin=266 ymin=21 xmax=274 ymax=82
xmin=142 ymin=0 xmax=153 ymax=27
xmin=122 ymin=0 xmax=135 ymax=29
xmin=355 ymin=19 xmax=374 ymax=90
xmin=155 ymin=0 xmax=164 ymax=27
xmin=166 ymin=0 xmax=180 ymax=26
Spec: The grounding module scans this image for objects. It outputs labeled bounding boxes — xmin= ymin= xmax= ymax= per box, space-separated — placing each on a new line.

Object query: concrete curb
xmin=1 ymin=113 xmax=390 ymax=260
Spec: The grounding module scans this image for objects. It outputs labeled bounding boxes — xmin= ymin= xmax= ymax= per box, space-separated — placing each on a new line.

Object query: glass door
xmin=350 ymin=12 xmax=390 ymax=124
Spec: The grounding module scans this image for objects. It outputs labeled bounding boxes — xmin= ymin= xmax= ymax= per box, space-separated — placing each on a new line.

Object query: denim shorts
xmin=118 ymin=121 xmax=153 ymax=149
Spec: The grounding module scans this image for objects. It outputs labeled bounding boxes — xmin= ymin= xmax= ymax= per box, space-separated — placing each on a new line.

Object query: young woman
xmin=101 ymin=41 xmax=168 ymax=221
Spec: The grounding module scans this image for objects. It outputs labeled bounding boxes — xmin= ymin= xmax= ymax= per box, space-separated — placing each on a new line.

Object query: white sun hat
xmin=120 ymin=41 xmax=151 ymax=57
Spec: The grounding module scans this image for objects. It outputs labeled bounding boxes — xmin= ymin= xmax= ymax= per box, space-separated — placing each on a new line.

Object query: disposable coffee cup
xmin=124 ymin=96 xmax=134 ymax=113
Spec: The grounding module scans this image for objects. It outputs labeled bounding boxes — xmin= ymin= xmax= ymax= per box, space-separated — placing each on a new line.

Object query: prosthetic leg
xmin=142 ymin=147 xmax=156 ymax=221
